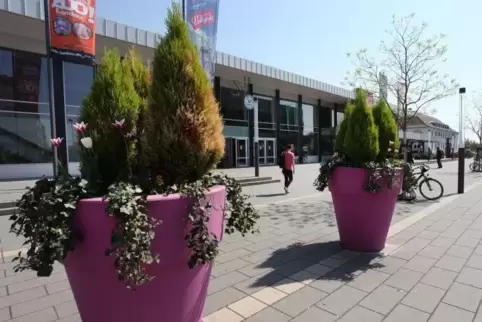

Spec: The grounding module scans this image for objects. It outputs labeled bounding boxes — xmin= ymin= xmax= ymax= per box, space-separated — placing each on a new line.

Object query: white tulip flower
xmin=80 ymin=137 xmax=93 ymax=149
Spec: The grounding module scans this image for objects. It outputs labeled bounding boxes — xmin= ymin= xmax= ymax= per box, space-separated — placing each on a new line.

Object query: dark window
xmin=64 ymin=62 xmax=94 ymax=115
xmin=278 ymin=131 xmax=298 ymax=153
xmin=255 ymin=95 xmax=275 ymax=129
xmin=280 ymin=100 xmax=298 ymax=131
xmin=0 ymin=50 xmax=49 ymax=109
xmin=220 ymin=87 xmax=247 ymax=122
xmin=301 ymin=128 xmax=319 ymax=156
xmin=0 ymin=105 xmax=52 ymax=164
xmin=0 ymin=49 xmax=13 ymax=77
xmin=0 ymin=49 xmax=52 ymax=164
xmin=320 ymin=128 xmax=334 ymax=155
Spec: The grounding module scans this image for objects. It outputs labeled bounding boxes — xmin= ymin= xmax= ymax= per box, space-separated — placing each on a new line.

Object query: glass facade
xmin=0 ymin=49 xmax=52 ymax=164
xmin=0 ymin=48 xmax=95 ymax=165
xmin=0 ymin=47 xmax=339 ymax=170
xmin=301 ymin=103 xmax=319 ymax=159
xmin=278 ymin=99 xmax=298 ymax=152
xmin=64 ymin=62 xmax=94 ymax=162
xmin=254 ymin=94 xmax=275 ymax=131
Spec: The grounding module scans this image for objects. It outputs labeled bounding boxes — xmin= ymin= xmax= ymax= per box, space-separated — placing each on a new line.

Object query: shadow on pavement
xmin=251 ymin=241 xmax=385 ymax=288
xmin=397 ymin=192 xmax=458 ymax=205
xmin=255 ymin=193 xmax=286 ymax=198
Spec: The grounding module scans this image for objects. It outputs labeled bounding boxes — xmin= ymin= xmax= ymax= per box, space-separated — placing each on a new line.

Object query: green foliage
xmin=124 ymin=47 xmax=151 ymax=103
xmin=104 ymin=182 xmax=160 ymax=288
xmin=143 ymin=3 xmax=224 ymax=187
xmin=123 ymin=48 xmax=151 ymax=177
xmin=343 ymin=89 xmax=379 ymax=163
xmin=9 ymin=177 xmax=87 ymax=276
xmin=334 ymin=104 xmax=354 ymax=153
xmin=373 ymin=99 xmax=400 ymax=160
xmin=79 ymin=49 xmax=141 ymax=188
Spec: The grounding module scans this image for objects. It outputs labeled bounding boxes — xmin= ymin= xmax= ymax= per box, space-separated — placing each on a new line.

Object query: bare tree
xmin=466 ymin=92 xmax=482 ymax=144
xmin=345 ymin=13 xmax=458 ymax=159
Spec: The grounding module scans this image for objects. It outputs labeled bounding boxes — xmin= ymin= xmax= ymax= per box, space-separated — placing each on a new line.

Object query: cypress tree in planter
xmin=334 ymin=104 xmax=353 ymax=154
xmin=316 ymin=89 xmax=404 ymax=252
xmin=9 ymin=4 xmax=258 ymax=322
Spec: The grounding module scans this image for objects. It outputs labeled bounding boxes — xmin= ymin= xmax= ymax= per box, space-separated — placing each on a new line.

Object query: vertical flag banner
xmin=48 ymin=0 xmax=96 ymax=64
xmin=186 ymin=0 xmax=220 ymax=81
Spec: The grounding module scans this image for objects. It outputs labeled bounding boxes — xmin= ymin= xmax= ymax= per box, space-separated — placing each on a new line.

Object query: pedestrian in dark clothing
xmin=436 ymin=147 xmax=443 ymax=168
xmin=407 ymin=150 xmax=414 ymax=164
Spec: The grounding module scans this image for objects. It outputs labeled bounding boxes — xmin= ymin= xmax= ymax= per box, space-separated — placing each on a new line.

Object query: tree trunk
xmin=403 ymin=110 xmax=408 ymax=162
xmin=403 ymin=129 xmax=408 ymax=161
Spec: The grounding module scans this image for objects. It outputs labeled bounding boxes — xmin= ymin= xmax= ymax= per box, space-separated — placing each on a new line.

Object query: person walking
xmin=278 ymin=144 xmax=295 ymax=194
xmin=436 ymin=147 xmax=443 ymax=168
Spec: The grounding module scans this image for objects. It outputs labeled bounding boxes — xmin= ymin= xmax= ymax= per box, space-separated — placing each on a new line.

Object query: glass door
xmin=258 ymin=140 xmax=266 ymax=165
xmin=266 ymin=139 xmax=276 ymax=165
xmin=235 ymin=138 xmax=249 ymax=167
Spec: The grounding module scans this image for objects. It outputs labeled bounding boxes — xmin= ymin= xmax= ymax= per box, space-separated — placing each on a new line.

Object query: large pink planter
xmin=64 ymin=186 xmax=226 ymax=322
xmin=329 ymin=167 xmax=403 ymax=252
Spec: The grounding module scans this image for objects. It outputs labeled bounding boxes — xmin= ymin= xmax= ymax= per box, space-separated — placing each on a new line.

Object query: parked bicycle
xmin=399 ymin=163 xmax=444 ymax=201
xmin=470 ymin=160 xmax=482 ymax=172
xmin=296 ymin=155 xmax=308 ymax=164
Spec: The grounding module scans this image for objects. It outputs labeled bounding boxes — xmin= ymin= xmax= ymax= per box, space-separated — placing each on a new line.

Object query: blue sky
xmin=97 ymin=0 xmax=480 ymax=140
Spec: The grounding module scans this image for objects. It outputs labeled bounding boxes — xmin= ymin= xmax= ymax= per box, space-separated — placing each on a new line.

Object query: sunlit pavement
xmin=0 ymin=159 xmax=480 ymax=321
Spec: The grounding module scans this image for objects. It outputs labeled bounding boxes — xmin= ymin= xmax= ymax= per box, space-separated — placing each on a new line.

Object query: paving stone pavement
xmin=0 ymin=184 xmax=478 ymax=321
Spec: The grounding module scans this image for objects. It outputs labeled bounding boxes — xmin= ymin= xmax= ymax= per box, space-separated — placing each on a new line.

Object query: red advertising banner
xmin=48 ymin=0 xmax=96 ymax=64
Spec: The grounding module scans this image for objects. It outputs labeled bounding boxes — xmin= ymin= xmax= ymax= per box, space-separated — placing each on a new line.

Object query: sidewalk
xmin=0 ymin=158 xmax=456 ymax=205
xmin=0 ymin=179 xmax=477 ymax=321
xmin=204 ymin=181 xmax=482 ymax=322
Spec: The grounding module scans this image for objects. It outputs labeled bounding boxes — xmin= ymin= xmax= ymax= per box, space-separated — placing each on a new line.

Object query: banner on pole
xmin=48 ymin=0 xmax=96 ymax=64
xmin=186 ymin=0 xmax=220 ymax=81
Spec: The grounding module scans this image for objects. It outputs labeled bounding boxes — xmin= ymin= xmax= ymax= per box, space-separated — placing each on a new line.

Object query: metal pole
xmin=43 ymin=0 xmax=58 ymax=176
xmin=254 ymin=99 xmax=259 ymax=177
xmin=458 ymin=87 xmax=466 ymax=194
xmin=182 ymin=0 xmax=186 ymax=21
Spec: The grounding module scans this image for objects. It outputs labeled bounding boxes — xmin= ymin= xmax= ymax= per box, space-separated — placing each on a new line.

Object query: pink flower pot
xmin=329 ymin=167 xmax=403 ymax=252
xmin=64 ymin=186 xmax=226 ymax=322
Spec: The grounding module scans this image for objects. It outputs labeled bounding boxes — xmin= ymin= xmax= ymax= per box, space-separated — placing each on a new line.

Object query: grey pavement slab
xmin=0 ymin=161 xmax=480 ymax=321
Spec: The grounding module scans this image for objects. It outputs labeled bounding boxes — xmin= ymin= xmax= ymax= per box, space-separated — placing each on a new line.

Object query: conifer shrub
xmin=79 ymin=49 xmax=141 ymax=187
xmin=143 ymin=4 xmax=224 ymax=186
xmin=343 ymin=89 xmax=379 ymax=163
xmin=334 ymin=104 xmax=354 ymax=154
xmin=123 ymin=48 xmax=151 ymax=175
xmin=372 ymin=99 xmax=400 ymax=160
xmin=124 ymin=47 xmax=150 ymax=107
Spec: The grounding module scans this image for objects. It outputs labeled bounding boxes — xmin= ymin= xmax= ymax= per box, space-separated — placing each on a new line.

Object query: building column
xmin=214 ymin=76 xmax=221 ymax=103
xmin=52 ymin=59 xmax=68 ymax=168
xmin=333 ymin=103 xmax=338 ymax=129
xmin=275 ymin=89 xmax=281 ymax=153
xmin=317 ymin=99 xmax=323 ymax=161
xmin=248 ymin=83 xmax=254 ymax=167
xmin=297 ymin=94 xmax=303 ymax=157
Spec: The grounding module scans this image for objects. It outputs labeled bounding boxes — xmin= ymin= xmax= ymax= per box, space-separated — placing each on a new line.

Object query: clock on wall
xmin=244 ymin=94 xmax=255 ymax=110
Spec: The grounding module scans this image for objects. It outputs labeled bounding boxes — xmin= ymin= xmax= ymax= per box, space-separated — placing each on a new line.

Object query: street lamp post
xmin=244 ymin=94 xmax=259 ymax=177
xmin=458 ymin=87 xmax=466 ymax=194
xmin=253 ymin=99 xmax=259 ymax=177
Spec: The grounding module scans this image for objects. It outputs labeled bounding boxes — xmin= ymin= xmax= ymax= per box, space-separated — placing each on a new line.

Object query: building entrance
xmin=258 ymin=138 xmax=276 ymax=165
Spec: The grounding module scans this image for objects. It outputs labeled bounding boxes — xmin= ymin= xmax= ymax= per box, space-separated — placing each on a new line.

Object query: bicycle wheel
xmin=419 ymin=178 xmax=444 ymax=201
xmin=470 ymin=163 xmax=476 ymax=171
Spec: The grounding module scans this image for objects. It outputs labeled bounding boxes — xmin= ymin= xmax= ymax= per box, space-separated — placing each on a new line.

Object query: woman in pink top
xmin=282 ymin=145 xmax=295 ymax=193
